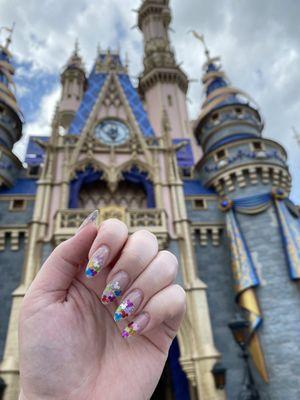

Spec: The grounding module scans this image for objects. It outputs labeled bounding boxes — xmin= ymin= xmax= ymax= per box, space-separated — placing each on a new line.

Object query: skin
xmin=19 ymin=218 xmax=186 ymax=400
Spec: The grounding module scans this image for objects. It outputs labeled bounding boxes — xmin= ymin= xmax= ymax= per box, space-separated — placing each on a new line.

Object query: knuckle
xmin=172 ymin=284 xmax=187 ymax=309
xmin=121 ymin=249 xmax=145 ymax=267
xmin=132 ymin=229 xmax=158 ymax=250
xmin=101 ymin=218 xmax=128 ymax=237
xmin=158 ymin=251 xmax=179 ymax=281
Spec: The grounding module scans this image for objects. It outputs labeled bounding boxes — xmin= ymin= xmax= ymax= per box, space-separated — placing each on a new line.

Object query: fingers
xmin=96 ymin=229 xmax=159 ymax=302
xmin=84 ymin=218 xmax=128 ymax=278
xmin=29 ymin=222 xmax=98 ymax=297
xmin=106 ymin=250 xmax=178 ymax=322
xmin=122 ymin=285 xmax=186 ymax=351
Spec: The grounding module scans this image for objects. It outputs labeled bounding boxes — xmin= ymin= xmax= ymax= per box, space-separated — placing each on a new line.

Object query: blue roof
xmin=68 ymin=67 xmax=107 ymax=135
xmin=68 ymin=58 xmax=155 ymax=137
xmin=173 ymin=139 xmax=194 ymax=167
xmin=0 ymin=178 xmax=37 ymax=195
xmin=25 ymin=136 xmax=49 ymax=165
xmin=119 ymin=74 xmax=155 ymax=137
xmin=183 ymin=180 xmax=216 ymax=196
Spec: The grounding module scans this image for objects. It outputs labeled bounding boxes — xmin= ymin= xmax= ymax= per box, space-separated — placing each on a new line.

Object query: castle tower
xmin=58 ymin=41 xmax=87 ymax=130
xmin=0 ymin=41 xmax=224 ymax=400
xmin=0 ymin=29 xmax=23 ymax=187
xmin=137 ymin=0 xmax=191 ymax=140
xmin=193 ymin=50 xmax=300 ymax=398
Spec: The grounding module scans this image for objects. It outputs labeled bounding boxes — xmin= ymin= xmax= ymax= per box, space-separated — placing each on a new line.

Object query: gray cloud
xmin=1 ymin=0 xmax=299 ymax=200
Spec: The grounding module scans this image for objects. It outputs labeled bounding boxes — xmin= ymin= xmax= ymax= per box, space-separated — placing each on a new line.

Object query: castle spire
xmin=137 ymin=0 xmax=188 ymax=96
xmin=58 ymin=42 xmax=87 ymax=129
xmin=0 ymin=27 xmax=23 ymax=187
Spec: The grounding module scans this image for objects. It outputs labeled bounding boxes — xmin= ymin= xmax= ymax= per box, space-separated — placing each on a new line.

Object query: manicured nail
xmin=77 ymin=210 xmax=99 ymax=232
xmin=85 ymin=245 xmax=110 ymax=278
xmin=121 ymin=313 xmax=150 ymax=338
xmin=101 ymin=271 xmax=130 ymax=304
xmin=114 ymin=289 xmax=143 ymax=322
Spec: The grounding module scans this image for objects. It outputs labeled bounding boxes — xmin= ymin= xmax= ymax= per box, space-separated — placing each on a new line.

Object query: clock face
xmin=94 ymin=119 xmax=130 ymax=146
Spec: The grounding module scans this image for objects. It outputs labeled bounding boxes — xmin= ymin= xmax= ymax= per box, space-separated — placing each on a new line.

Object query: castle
xmin=1 ymin=1 xmax=300 ymax=399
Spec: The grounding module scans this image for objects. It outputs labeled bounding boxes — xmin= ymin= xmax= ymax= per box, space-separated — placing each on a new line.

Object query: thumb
xmin=28 ymin=224 xmax=97 ymax=299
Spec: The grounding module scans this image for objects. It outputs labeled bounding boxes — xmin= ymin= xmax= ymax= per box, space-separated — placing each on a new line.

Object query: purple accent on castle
xmin=0 ymin=178 xmax=37 ymax=195
xmin=25 ymin=136 xmax=49 ymax=165
xmin=173 ymin=139 xmax=194 ymax=167
xmin=183 ymin=180 xmax=215 ymax=196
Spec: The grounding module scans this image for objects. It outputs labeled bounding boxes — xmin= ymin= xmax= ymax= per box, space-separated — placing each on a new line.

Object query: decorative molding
xmin=192 ymin=224 xmax=224 ymax=247
xmin=0 ymin=227 xmax=28 ymax=251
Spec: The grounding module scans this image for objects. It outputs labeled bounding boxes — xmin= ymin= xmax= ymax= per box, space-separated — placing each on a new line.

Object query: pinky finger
xmin=121 ymin=285 xmax=186 ymax=352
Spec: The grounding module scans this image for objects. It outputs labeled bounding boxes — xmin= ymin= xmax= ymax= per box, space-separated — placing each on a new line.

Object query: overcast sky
xmin=1 ymin=0 xmax=300 ymax=201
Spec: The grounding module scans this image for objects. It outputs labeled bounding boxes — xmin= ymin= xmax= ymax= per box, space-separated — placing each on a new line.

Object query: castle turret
xmin=194 ymin=55 xmax=290 ymax=197
xmin=193 ymin=46 xmax=300 ymax=398
xmin=0 ymin=27 xmax=23 ymax=187
xmin=58 ymin=41 xmax=87 ymax=129
xmin=137 ymin=0 xmax=191 ymax=140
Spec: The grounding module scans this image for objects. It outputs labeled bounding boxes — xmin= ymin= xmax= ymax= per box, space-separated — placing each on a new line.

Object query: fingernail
xmin=121 ymin=313 xmax=150 ymax=338
xmin=101 ymin=271 xmax=130 ymax=304
xmin=85 ymin=245 xmax=110 ymax=278
xmin=114 ymin=289 xmax=143 ymax=322
xmin=77 ymin=210 xmax=99 ymax=232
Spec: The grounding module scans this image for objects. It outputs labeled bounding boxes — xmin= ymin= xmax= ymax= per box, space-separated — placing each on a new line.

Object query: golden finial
xmin=0 ymin=22 xmax=15 ymax=50
xmin=74 ymin=38 xmax=79 ymax=56
xmin=97 ymin=43 xmax=101 ymax=58
xmin=292 ymin=126 xmax=300 ymax=145
xmin=190 ymin=30 xmax=210 ymax=61
xmin=125 ymin=51 xmax=129 ymax=71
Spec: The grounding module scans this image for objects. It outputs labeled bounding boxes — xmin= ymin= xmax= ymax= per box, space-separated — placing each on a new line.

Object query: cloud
xmin=1 ymin=0 xmax=299 ymax=200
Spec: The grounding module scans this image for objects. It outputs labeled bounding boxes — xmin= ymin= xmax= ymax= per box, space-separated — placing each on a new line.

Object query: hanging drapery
xmin=274 ymin=199 xmax=300 ymax=280
xmin=233 ymin=193 xmax=272 ymax=215
xmin=226 ymin=208 xmax=269 ymax=382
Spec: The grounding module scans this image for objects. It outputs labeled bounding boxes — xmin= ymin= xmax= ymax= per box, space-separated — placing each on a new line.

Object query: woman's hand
xmin=19 ymin=215 xmax=186 ymax=400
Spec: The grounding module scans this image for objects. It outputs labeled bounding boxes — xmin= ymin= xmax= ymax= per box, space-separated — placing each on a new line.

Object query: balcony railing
xmin=54 ymin=207 xmax=169 ymax=247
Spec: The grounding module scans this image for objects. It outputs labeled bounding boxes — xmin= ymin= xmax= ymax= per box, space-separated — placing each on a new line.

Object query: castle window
xmin=167 ymin=95 xmax=173 ymax=106
xmin=193 ymin=198 xmax=207 ymax=210
xmin=212 ymin=113 xmax=219 ymax=122
xmin=235 ymin=107 xmax=242 ymax=114
xmin=10 ymin=199 xmax=26 ymax=211
xmin=215 ymin=149 xmax=227 ymax=161
xmin=180 ymin=167 xmax=193 ymax=178
xmin=28 ymin=165 xmax=40 ymax=177
xmin=252 ymin=141 xmax=263 ymax=151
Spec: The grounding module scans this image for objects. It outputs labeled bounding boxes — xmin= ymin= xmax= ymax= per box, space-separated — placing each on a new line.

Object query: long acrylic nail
xmin=101 ymin=271 xmax=130 ymax=304
xmin=85 ymin=245 xmax=110 ymax=278
xmin=121 ymin=313 xmax=150 ymax=338
xmin=77 ymin=210 xmax=99 ymax=232
xmin=114 ymin=289 xmax=143 ymax=322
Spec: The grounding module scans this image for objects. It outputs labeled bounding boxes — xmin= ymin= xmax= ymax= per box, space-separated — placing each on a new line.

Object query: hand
xmin=19 ymin=216 xmax=186 ymax=400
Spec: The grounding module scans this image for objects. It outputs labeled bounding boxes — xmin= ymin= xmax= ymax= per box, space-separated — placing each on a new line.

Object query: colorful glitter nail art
xmin=77 ymin=210 xmax=99 ymax=232
xmin=122 ymin=313 xmax=150 ymax=338
xmin=85 ymin=245 xmax=109 ymax=278
xmin=101 ymin=271 xmax=130 ymax=304
xmin=114 ymin=289 xmax=143 ymax=322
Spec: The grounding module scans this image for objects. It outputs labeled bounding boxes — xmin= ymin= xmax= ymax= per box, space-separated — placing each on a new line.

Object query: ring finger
xmin=101 ymin=250 xmax=178 ymax=322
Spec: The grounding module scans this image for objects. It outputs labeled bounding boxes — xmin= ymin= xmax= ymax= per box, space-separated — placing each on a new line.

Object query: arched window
xmin=78 ymin=180 xmax=147 ymax=209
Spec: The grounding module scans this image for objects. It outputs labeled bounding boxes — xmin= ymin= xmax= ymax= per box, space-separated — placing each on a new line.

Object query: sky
xmin=1 ymin=0 xmax=300 ymax=201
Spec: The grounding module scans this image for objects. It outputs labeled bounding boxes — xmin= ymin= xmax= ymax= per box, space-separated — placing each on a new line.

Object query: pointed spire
xmin=62 ymin=39 xmax=85 ymax=76
xmin=0 ymin=25 xmax=23 ymax=123
xmin=191 ymin=31 xmax=211 ymax=62
xmin=138 ymin=0 xmax=188 ymax=95
xmin=191 ymin=37 xmax=258 ymax=123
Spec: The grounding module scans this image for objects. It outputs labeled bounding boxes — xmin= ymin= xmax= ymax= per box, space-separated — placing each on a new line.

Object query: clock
xmin=94 ymin=119 xmax=130 ymax=146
